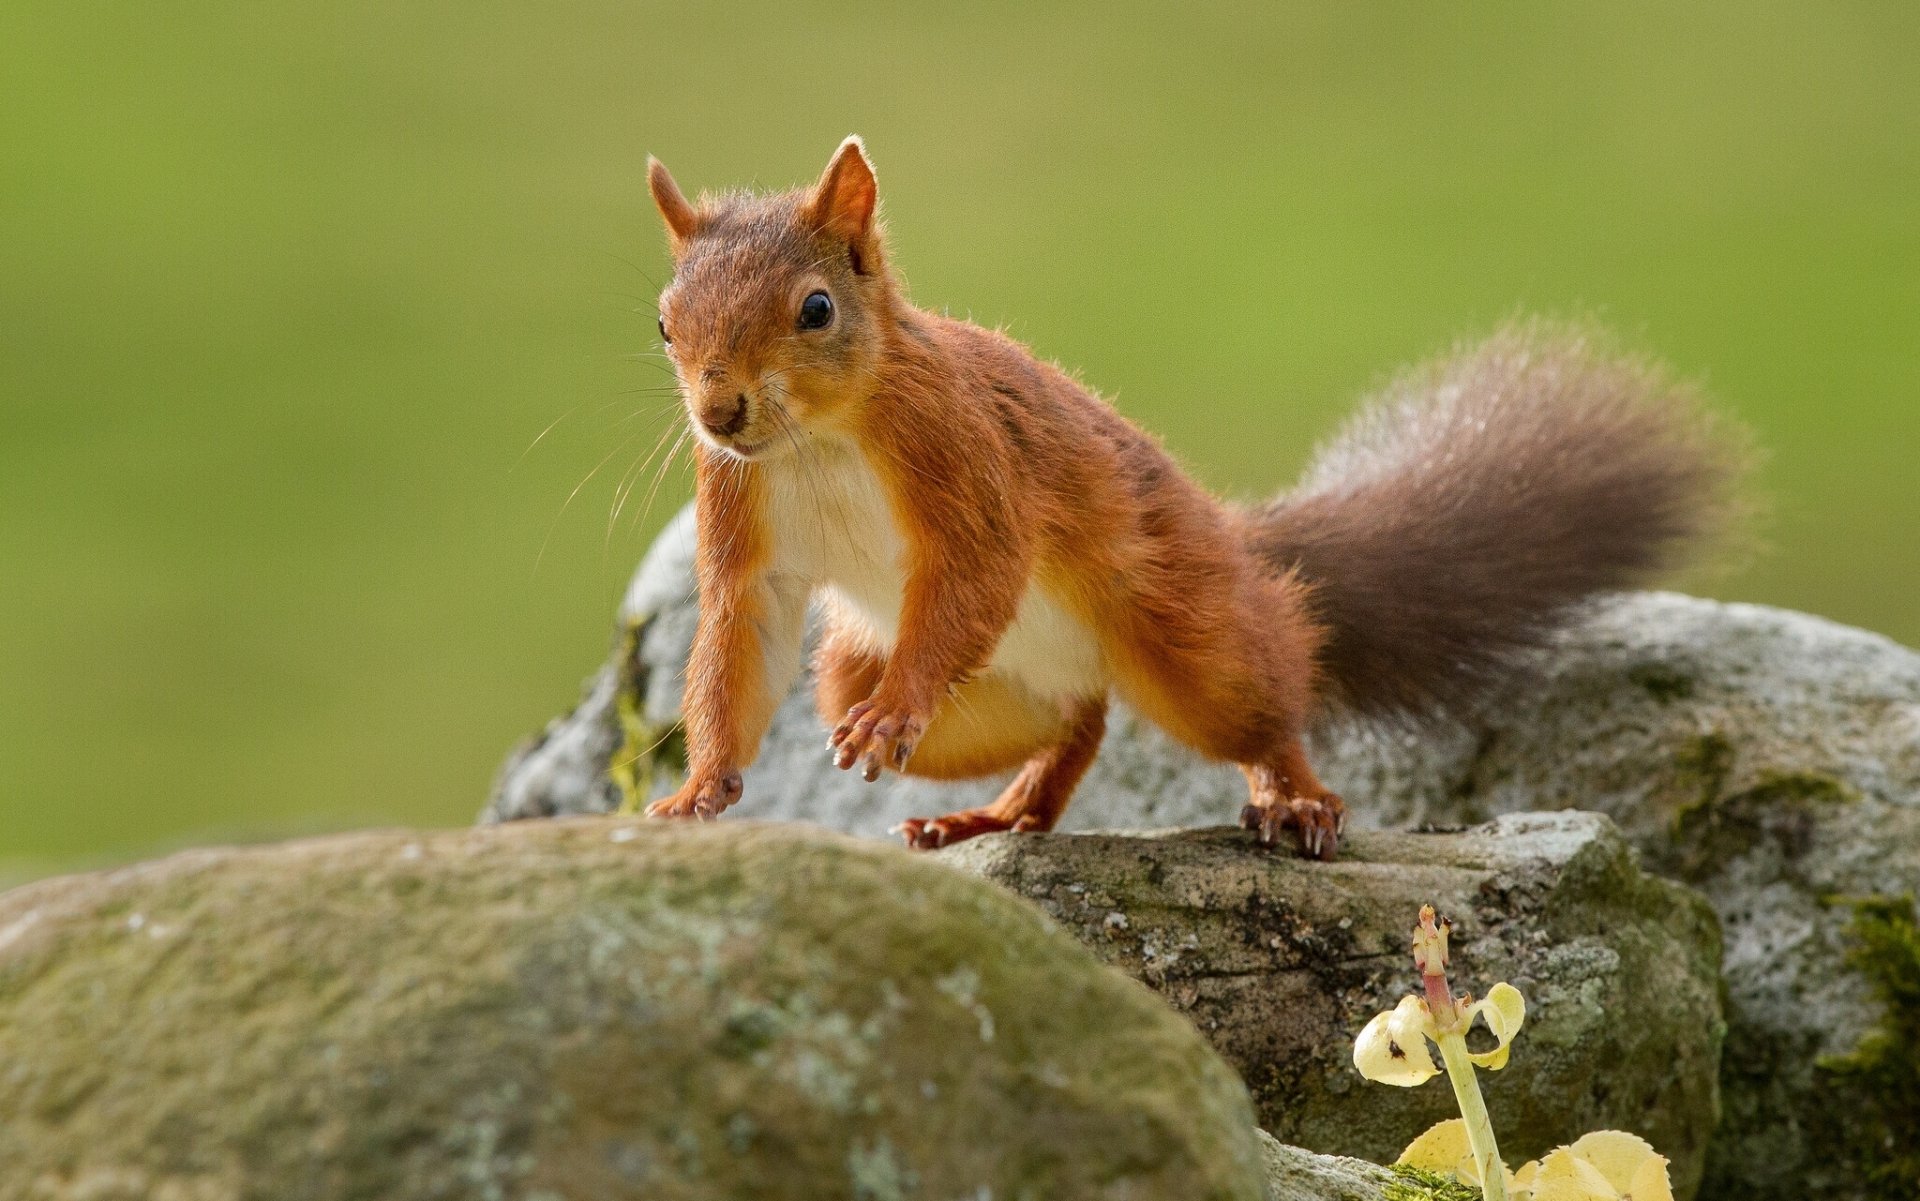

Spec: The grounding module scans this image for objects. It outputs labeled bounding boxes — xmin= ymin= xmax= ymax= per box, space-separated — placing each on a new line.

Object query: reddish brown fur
xmin=641 ymin=138 xmax=1739 ymax=859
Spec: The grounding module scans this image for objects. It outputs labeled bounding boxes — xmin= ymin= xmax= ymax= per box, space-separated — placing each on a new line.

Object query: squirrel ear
xmin=647 ymin=156 xmax=699 ymax=248
xmin=804 ymin=136 xmax=878 ymax=248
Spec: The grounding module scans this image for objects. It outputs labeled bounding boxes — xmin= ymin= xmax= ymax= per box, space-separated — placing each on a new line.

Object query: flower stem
xmin=1436 ymin=1030 xmax=1508 ymax=1201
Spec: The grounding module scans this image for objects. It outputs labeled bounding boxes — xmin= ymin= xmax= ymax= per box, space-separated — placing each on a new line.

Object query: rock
xmin=1256 ymin=1130 xmax=1394 ymax=1201
xmin=0 ymin=820 xmax=1270 ymax=1201
xmin=1321 ymin=594 xmax=1920 ymax=1201
xmin=938 ymin=813 xmax=1723 ymax=1200
xmin=488 ymin=510 xmax=1920 ymax=1200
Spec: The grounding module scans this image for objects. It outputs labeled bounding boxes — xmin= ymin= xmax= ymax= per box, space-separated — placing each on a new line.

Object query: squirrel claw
xmin=1240 ymin=793 xmax=1344 ymax=862
xmin=892 ymin=817 xmax=940 ymax=849
xmin=829 ymin=699 xmax=925 ymax=783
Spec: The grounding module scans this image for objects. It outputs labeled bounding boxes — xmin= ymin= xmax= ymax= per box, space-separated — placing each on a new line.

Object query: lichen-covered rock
xmin=938 ymin=813 xmax=1723 ymax=1201
xmin=0 ymin=820 xmax=1269 ymax=1201
xmin=1321 ymin=594 xmax=1920 ymax=1201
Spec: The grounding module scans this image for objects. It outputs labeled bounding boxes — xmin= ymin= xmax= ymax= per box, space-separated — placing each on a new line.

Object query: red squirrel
xmin=640 ymin=137 xmax=1739 ymax=859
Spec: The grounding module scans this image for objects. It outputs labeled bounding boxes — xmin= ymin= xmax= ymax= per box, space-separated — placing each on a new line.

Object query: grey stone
xmin=938 ymin=813 xmax=1723 ymax=1200
xmin=1257 ymin=1130 xmax=1394 ymax=1201
xmin=487 ymin=508 xmax=1920 ymax=1200
xmin=0 ymin=820 xmax=1270 ymax=1201
xmin=1319 ymin=593 xmax=1920 ymax=1201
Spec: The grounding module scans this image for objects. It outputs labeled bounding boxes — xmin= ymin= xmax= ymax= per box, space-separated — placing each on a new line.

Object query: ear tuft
xmin=804 ymin=136 xmax=878 ymax=247
xmin=647 ymin=156 xmax=699 ymax=247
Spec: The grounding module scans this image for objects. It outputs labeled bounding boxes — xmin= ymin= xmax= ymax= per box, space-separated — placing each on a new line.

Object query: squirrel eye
xmin=797 ymin=291 xmax=834 ymax=331
xmin=657 ymin=316 xmax=671 ymax=345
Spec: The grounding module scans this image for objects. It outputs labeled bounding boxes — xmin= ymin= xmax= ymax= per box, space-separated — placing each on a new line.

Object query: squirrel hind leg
xmin=1240 ymin=742 xmax=1346 ymax=862
xmin=896 ymin=697 xmax=1107 ymax=851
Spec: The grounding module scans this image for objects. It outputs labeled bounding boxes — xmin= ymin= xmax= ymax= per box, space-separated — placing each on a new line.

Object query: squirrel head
xmin=648 ymin=137 xmax=892 ymax=462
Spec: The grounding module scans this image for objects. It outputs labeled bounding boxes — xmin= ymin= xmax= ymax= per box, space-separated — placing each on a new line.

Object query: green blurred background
xmin=4 ymin=3 xmax=1916 ymax=883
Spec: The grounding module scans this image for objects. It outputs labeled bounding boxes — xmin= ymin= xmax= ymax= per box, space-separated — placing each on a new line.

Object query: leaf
xmin=1513 ymin=1159 xmax=1541 ymax=1192
xmin=1398 ymin=1118 xmax=1519 ymax=1193
xmin=1398 ymin=1119 xmax=1472 ymax=1173
xmin=1530 ymin=1180 xmax=1615 ymax=1201
xmin=1566 ymin=1131 xmax=1657 ymax=1194
xmin=1526 ymin=1148 xmax=1619 ymax=1201
xmin=1623 ymin=1152 xmax=1674 ymax=1201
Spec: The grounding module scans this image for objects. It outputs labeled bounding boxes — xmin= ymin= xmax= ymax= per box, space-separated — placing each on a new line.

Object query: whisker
xmin=608 ymin=416 xmax=686 ymax=548
xmin=591 ymin=399 xmax=681 ymax=441
xmin=597 ymin=289 xmax=659 ymax=314
xmin=514 ymin=407 xmax=576 ymax=471
xmin=597 ymin=249 xmax=667 ymax=293
xmin=635 ymin=425 xmax=695 ymax=535
xmin=533 ymin=431 xmax=643 ymax=578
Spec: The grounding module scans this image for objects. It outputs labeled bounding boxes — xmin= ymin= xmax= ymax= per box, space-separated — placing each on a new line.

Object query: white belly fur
xmin=761 ymin=437 xmax=1107 ymax=703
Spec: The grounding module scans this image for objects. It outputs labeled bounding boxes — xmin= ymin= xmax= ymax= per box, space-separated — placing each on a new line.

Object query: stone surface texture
xmin=1257 ymin=1131 xmax=1394 ymax=1201
xmin=939 ymin=814 xmax=1723 ymax=1200
xmin=0 ymin=820 xmax=1271 ymax=1201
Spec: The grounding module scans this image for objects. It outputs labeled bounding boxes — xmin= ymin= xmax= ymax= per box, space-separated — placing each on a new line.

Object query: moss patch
xmin=1627 ymin=663 xmax=1696 ymax=703
xmin=1384 ymin=1164 xmax=1482 ymax=1201
xmin=1741 ymin=770 xmax=1856 ymax=808
xmin=1815 ymin=894 xmax=1920 ymax=1200
xmin=609 ymin=615 xmax=688 ymax=813
xmin=1669 ymin=733 xmax=1736 ymax=824
xmin=1666 ymin=729 xmax=1855 ymax=879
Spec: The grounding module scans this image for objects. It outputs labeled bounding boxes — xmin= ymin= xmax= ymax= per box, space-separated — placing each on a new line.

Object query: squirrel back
xmin=1245 ymin=321 xmax=1748 ymax=722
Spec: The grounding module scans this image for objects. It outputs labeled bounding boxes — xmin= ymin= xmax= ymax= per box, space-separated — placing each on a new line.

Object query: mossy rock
xmin=939 ymin=813 xmax=1723 ymax=1201
xmin=0 ymin=820 xmax=1268 ymax=1200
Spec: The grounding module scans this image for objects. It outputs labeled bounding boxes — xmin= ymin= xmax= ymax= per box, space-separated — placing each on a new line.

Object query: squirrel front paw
xmin=828 ymin=699 xmax=927 ymax=782
xmin=645 ymin=770 xmax=744 ymax=820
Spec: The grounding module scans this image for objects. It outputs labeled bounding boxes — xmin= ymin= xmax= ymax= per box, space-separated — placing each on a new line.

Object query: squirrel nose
xmin=700 ymin=394 xmax=750 ymax=438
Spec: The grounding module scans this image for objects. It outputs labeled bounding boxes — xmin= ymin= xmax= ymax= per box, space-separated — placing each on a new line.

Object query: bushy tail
xmin=1248 ymin=322 xmax=1749 ymax=721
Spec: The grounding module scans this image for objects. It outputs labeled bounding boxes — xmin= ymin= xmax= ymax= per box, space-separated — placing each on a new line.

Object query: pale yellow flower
xmin=1351 ymin=983 xmax=1527 ymax=1085
xmin=1463 ymin=982 xmax=1527 ymax=1069
xmin=1353 ymin=995 xmax=1442 ymax=1086
xmin=1364 ymin=905 xmax=1673 ymax=1201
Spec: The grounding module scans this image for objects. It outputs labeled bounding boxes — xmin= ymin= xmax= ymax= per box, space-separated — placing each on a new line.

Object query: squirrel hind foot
xmin=1240 ymin=792 xmax=1346 ymax=862
xmin=1240 ymin=752 xmax=1346 ymax=861
xmin=893 ymin=807 xmax=1043 ymax=851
